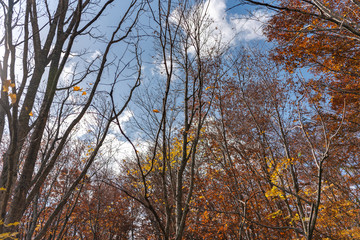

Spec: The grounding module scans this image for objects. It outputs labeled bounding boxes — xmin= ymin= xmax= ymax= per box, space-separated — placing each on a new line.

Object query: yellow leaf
xmin=5 ymin=222 xmax=20 ymax=227
xmin=10 ymin=83 xmax=15 ymax=88
xmin=2 ymin=80 xmax=11 ymax=92
xmin=29 ymin=111 xmax=33 ymax=116
xmin=153 ymin=109 xmax=160 ymax=113
xmin=267 ymin=210 xmax=282 ymax=219
xmin=8 ymin=93 xmax=16 ymax=104
xmin=0 ymin=188 xmax=6 ymax=191
xmin=73 ymin=86 xmax=81 ymax=91
xmin=82 ymin=91 xmax=87 ymax=95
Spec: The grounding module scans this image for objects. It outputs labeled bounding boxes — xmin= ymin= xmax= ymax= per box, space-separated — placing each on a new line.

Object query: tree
xmin=111 ymin=0 xmax=225 ymax=239
xmin=230 ymin=1 xmax=360 ymax=238
xmin=0 ymin=0 xmax=143 ymax=237
xmin=196 ymin=49 xmax=348 ymax=240
xmin=238 ymin=0 xmax=360 ymax=126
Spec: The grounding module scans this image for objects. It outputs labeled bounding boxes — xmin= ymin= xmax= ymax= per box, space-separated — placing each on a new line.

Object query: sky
xmin=201 ymin=0 xmax=269 ymax=42
xmin=80 ymin=0 xmax=273 ymax=167
xmin=0 ymin=0 xmax=272 ymax=171
xmin=0 ymin=0 xmax=270 ymax=92
xmin=101 ymin=0 xmax=273 ymax=168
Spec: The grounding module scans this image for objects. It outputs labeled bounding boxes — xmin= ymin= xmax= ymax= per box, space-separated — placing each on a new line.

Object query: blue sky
xmin=108 ymin=3 xmax=270 ymax=120
xmin=95 ymin=0 xmax=275 ymax=164
xmin=0 ymin=0 xmax=274 ymax=165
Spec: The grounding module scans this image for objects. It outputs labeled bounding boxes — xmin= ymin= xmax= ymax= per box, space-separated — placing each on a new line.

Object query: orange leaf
xmin=2 ymin=80 xmax=11 ymax=92
xmin=8 ymin=93 xmax=16 ymax=104
xmin=153 ymin=109 xmax=160 ymax=113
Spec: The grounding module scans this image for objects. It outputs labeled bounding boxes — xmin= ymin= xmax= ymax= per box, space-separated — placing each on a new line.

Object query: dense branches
xmin=0 ymin=0 xmax=359 ymax=239
xmin=0 ymin=0 xmax=143 ymax=237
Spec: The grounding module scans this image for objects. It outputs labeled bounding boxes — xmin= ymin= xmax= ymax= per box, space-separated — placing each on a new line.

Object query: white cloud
xmin=170 ymin=0 xmax=269 ymax=56
xmin=231 ymin=10 xmax=270 ymax=41
xmin=61 ymin=62 xmax=77 ymax=85
xmin=89 ymin=50 xmax=101 ymax=61
xmin=204 ymin=0 xmax=269 ymax=42
xmin=101 ymin=135 xmax=150 ymax=174
xmin=151 ymin=56 xmax=179 ymax=78
xmin=110 ymin=109 xmax=134 ymax=132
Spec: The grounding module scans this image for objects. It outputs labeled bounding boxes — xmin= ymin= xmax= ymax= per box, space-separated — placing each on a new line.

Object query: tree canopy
xmin=0 ymin=0 xmax=359 ymax=239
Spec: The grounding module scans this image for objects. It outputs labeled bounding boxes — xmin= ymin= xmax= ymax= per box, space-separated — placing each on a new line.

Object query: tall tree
xmin=238 ymin=0 xmax=360 ymax=124
xmin=113 ymin=0 xmax=224 ymax=239
xmin=196 ymin=49 xmax=348 ymax=240
xmin=0 ymin=0 xmax=143 ymax=237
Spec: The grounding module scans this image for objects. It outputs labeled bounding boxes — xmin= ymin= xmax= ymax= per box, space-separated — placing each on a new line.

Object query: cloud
xmin=170 ymin=0 xmax=269 ymax=56
xmin=231 ymin=10 xmax=270 ymax=41
xmin=151 ymin=56 xmax=181 ymax=78
xmin=110 ymin=109 xmax=134 ymax=132
xmin=61 ymin=62 xmax=77 ymax=85
xmin=89 ymin=50 xmax=101 ymax=61
xmin=203 ymin=0 xmax=269 ymax=42
xmin=101 ymin=135 xmax=150 ymax=174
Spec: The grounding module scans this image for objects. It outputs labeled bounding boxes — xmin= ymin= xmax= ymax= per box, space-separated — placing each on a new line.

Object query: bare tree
xmin=0 ymin=0 xmax=143 ymax=237
xmin=111 ymin=0 xmax=225 ymax=239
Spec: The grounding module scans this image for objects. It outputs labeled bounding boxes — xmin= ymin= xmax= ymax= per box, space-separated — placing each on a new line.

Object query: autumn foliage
xmin=264 ymin=0 xmax=360 ymax=125
xmin=1 ymin=0 xmax=360 ymax=239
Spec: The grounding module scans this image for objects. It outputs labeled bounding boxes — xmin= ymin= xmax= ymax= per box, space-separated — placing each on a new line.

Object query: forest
xmin=0 ymin=0 xmax=359 ymax=239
